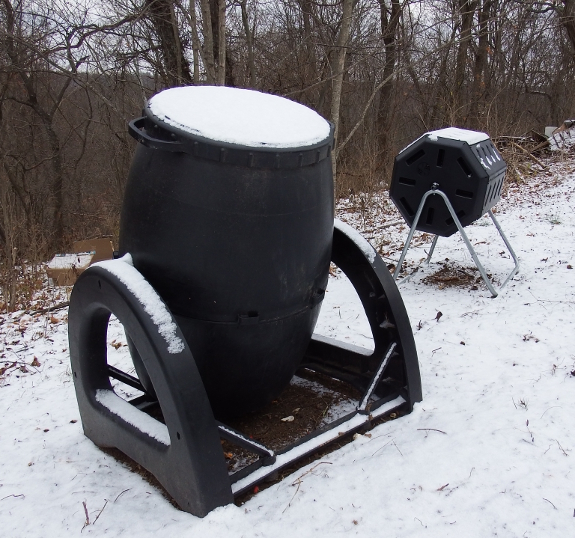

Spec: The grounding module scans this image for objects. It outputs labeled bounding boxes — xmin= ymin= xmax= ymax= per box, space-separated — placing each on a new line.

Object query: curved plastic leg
xmin=68 ymin=260 xmax=233 ymax=516
xmin=302 ymin=220 xmax=422 ymax=410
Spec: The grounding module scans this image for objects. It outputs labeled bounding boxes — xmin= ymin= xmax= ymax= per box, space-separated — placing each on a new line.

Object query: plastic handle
xmin=128 ymin=117 xmax=184 ymax=152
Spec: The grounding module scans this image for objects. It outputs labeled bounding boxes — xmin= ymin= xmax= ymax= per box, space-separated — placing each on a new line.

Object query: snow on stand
xmin=94 ymin=254 xmax=185 ymax=355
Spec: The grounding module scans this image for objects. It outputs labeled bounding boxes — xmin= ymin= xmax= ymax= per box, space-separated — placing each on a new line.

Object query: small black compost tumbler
xmin=389 ymin=127 xmax=519 ymax=296
xmin=390 ymin=128 xmax=506 ymax=237
xmin=68 ymin=86 xmax=422 ymax=517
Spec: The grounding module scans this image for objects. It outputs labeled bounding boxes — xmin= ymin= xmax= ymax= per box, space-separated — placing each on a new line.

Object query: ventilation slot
xmin=486 ymin=184 xmax=494 ymax=202
xmin=455 ymin=189 xmax=474 ymax=199
xmin=406 ymin=150 xmax=425 ymax=165
xmin=400 ymin=197 xmax=415 ymax=217
xmin=445 ymin=210 xmax=466 ymax=226
xmin=457 ymin=157 xmax=472 ymax=177
xmin=399 ymin=177 xmax=416 ymax=186
xmin=425 ymin=207 xmax=435 ymax=225
xmin=436 ymin=149 xmax=445 ymax=167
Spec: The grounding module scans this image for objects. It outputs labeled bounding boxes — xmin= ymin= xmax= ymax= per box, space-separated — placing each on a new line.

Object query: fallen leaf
xmin=281 ymin=415 xmax=294 ymax=422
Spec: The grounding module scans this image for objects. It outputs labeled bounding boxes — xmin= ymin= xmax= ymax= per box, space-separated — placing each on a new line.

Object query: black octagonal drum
xmin=120 ymin=86 xmax=334 ymax=417
xmin=390 ymin=127 xmax=506 ymax=237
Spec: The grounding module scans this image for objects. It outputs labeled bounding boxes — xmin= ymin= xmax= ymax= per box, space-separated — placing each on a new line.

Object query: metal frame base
xmin=68 ymin=220 xmax=422 ymax=516
xmin=393 ymin=188 xmax=520 ymax=297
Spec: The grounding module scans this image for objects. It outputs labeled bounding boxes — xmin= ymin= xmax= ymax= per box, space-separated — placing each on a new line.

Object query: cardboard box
xmin=72 ymin=238 xmax=114 ymax=264
xmin=46 ymin=252 xmax=94 ymax=287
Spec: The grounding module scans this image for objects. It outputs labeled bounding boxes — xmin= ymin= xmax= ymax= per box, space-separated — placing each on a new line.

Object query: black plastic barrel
xmin=120 ymin=87 xmax=334 ymax=417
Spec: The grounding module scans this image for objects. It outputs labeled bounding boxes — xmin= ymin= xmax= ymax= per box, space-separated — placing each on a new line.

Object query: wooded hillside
xmin=0 ymin=0 xmax=573 ymax=266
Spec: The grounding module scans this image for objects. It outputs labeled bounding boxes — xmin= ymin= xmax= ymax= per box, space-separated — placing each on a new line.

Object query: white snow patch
xmin=334 ymin=219 xmax=377 ymax=263
xmin=427 ymin=127 xmax=490 ymax=145
xmin=148 ymin=86 xmax=331 ymax=149
xmin=94 ymin=254 xmax=185 ymax=354
xmin=399 ymin=127 xmax=490 ymax=154
xmin=95 ymin=389 xmax=170 ymax=446
xmin=47 ymin=253 xmax=92 ymax=270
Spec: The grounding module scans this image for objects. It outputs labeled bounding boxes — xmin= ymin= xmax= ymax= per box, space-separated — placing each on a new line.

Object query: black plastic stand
xmin=68 ymin=267 xmax=233 ymax=516
xmin=68 ymin=220 xmax=421 ymax=516
xmin=301 ymin=220 xmax=422 ymax=411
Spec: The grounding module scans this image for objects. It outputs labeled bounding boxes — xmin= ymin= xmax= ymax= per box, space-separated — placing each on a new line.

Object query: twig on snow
xmin=81 ymin=500 xmax=90 ymax=531
xmin=283 ymin=462 xmax=332 ymax=513
xmin=92 ymin=499 xmax=108 ymax=525
xmin=556 ymin=440 xmax=569 ymax=456
xmin=371 ymin=440 xmax=392 ymax=457
xmin=543 ymin=498 xmax=557 ymax=510
xmin=540 ymin=406 xmax=562 ymax=419
xmin=1 ymin=494 xmax=24 ymax=501
xmin=114 ymin=489 xmax=131 ymax=502
xmin=417 ymin=428 xmax=447 ymax=435
xmin=414 ymin=517 xmax=427 ymax=528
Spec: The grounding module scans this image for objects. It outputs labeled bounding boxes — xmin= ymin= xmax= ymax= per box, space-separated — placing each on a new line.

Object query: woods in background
xmin=0 ymin=0 xmax=574 ymax=276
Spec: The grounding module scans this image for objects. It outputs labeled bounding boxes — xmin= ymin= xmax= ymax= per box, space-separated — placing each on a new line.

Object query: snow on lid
xmin=427 ymin=127 xmax=490 ymax=145
xmin=334 ymin=219 xmax=377 ymax=264
xmin=148 ymin=86 xmax=331 ymax=149
xmin=93 ymin=254 xmax=185 ymax=354
xmin=47 ymin=253 xmax=93 ymax=270
xmin=95 ymin=389 xmax=170 ymax=445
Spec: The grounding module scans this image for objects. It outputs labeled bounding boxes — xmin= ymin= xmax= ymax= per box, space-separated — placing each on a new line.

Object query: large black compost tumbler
xmin=68 ymin=86 xmax=422 ymax=517
xmin=390 ymin=127 xmax=519 ymax=296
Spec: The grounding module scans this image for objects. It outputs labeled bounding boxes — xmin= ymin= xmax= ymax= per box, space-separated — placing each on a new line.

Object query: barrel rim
xmin=140 ymin=106 xmax=334 ymax=169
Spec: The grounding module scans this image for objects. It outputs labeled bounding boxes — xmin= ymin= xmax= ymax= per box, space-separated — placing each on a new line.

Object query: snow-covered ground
xmin=1 ymin=157 xmax=574 ymax=537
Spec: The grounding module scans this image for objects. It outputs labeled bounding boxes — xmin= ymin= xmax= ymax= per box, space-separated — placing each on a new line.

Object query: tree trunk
xmin=216 ymin=0 xmax=226 ymax=85
xmin=453 ymin=0 xmax=478 ymax=123
xmin=330 ymin=0 xmax=354 ymax=179
xmin=145 ymin=0 xmax=192 ymax=87
xmin=189 ymin=0 xmax=202 ymax=83
xmin=561 ymin=0 xmax=575 ymax=54
xmin=377 ymin=0 xmax=401 ymax=153
xmin=470 ymin=0 xmax=491 ymax=128
xmin=240 ymin=0 xmax=256 ymax=88
xmin=199 ymin=0 xmax=217 ymax=83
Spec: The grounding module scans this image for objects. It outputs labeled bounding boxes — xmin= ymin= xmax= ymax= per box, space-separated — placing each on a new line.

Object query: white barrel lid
xmin=147 ymin=86 xmax=331 ymax=149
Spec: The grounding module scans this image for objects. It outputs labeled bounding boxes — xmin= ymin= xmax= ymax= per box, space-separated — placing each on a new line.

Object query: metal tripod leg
xmin=393 ymin=188 xmax=520 ymax=298
xmin=393 ymin=190 xmax=437 ymax=282
xmin=487 ymin=209 xmax=520 ymax=289
xmin=426 ymin=235 xmax=439 ymax=264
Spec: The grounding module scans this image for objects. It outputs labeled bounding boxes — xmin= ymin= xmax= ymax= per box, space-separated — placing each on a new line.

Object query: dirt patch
xmin=222 ymin=369 xmax=362 ymax=473
xmin=422 ymin=263 xmax=491 ymax=291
